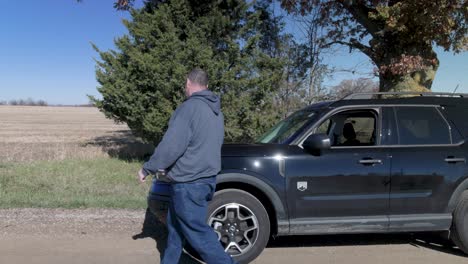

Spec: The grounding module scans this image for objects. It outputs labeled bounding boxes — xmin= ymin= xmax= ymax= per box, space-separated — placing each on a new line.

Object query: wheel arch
xmin=216 ymin=173 xmax=289 ymax=235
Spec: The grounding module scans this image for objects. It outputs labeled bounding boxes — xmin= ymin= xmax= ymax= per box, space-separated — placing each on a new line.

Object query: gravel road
xmin=1 ymin=209 xmax=466 ymax=264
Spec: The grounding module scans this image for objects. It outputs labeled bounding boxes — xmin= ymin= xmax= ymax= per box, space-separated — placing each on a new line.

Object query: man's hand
xmin=137 ymin=168 xmax=149 ymax=183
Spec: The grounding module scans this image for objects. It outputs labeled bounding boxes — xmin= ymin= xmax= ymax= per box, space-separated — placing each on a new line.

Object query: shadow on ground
xmin=85 ymin=130 xmax=154 ymax=161
xmin=267 ymin=232 xmax=465 ymax=257
xmin=132 ymin=210 xmax=465 ymax=262
xmin=132 ymin=208 xmax=202 ymax=264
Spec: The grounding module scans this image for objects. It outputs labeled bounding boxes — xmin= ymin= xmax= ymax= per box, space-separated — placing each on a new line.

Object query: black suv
xmin=150 ymin=92 xmax=468 ymax=263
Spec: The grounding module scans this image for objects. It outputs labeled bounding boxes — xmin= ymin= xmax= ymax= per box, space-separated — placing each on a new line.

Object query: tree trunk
xmin=376 ymin=44 xmax=439 ymax=93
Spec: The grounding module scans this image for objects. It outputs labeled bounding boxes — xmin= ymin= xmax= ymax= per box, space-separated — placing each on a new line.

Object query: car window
xmin=316 ymin=119 xmax=331 ymax=134
xmin=315 ymin=110 xmax=377 ymax=147
xmin=439 ymin=106 xmax=464 ymax=143
xmin=257 ymin=109 xmax=317 ymax=144
xmin=394 ymin=107 xmax=451 ymax=145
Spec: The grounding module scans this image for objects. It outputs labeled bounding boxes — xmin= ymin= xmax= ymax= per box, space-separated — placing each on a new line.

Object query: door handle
xmin=444 ymin=157 xmax=466 ymax=164
xmin=359 ymin=159 xmax=383 ymax=165
xmin=382 ymin=178 xmax=391 ymax=186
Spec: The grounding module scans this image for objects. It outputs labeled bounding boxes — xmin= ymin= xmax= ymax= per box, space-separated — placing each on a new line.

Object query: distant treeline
xmin=0 ymin=98 xmax=95 ymax=107
xmin=0 ymin=98 xmax=48 ymax=106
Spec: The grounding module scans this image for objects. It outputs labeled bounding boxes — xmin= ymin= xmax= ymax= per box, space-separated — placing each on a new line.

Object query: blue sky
xmin=1 ymin=1 xmax=467 ymax=105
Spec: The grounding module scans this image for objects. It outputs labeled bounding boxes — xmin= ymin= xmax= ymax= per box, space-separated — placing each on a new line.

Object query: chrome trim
xmin=342 ymin=91 xmax=468 ymax=100
xmin=327 ymin=141 xmax=465 ymax=149
xmin=444 ymin=157 xmax=466 ymax=163
xmin=359 ymin=159 xmax=383 ymax=165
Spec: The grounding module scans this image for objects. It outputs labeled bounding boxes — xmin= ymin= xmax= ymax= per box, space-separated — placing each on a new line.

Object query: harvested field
xmin=0 ymin=106 xmax=153 ymax=162
xmin=0 ymin=106 xmax=153 ymax=208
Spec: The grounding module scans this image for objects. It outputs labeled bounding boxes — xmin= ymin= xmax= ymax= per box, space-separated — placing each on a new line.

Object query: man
xmin=137 ymin=69 xmax=236 ymax=264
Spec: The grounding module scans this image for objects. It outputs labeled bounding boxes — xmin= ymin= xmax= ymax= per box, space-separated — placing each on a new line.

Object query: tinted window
xmin=394 ymin=107 xmax=450 ymax=145
xmin=440 ymin=105 xmax=467 ymax=141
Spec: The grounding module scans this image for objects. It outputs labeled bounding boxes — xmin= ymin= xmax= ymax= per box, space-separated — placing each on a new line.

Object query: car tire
xmin=451 ymin=192 xmax=468 ymax=254
xmin=186 ymin=189 xmax=270 ymax=264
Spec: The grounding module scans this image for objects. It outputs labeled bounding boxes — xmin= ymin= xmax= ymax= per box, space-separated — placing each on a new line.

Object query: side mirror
xmin=302 ymin=133 xmax=331 ymax=153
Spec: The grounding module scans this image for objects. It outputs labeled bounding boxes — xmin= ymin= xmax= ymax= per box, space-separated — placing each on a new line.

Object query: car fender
xmin=216 ymin=172 xmax=289 ymax=234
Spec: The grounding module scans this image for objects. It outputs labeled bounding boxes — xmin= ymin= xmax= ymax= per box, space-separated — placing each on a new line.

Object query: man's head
xmin=185 ymin=68 xmax=208 ymax=97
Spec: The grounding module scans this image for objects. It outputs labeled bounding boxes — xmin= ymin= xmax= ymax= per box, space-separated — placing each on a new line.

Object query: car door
xmin=285 ymin=107 xmax=391 ymax=234
xmin=386 ymin=106 xmax=467 ymax=232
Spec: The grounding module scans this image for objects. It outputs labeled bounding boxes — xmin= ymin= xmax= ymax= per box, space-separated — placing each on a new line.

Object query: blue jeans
xmin=161 ymin=176 xmax=236 ymax=264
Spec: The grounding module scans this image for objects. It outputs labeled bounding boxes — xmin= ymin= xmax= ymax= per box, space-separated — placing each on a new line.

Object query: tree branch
xmin=337 ymin=0 xmax=383 ymax=37
xmin=323 ymin=39 xmax=375 ymax=59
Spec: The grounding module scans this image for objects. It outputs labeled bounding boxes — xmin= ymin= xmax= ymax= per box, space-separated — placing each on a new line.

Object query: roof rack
xmin=342 ymin=92 xmax=468 ymax=100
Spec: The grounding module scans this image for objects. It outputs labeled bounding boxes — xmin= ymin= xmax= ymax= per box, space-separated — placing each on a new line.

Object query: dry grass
xmin=0 ymin=106 xmax=153 ymax=162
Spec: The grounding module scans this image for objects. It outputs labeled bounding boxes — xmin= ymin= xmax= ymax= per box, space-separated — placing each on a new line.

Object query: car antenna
xmin=452 ymin=84 xmax=460 ymax=94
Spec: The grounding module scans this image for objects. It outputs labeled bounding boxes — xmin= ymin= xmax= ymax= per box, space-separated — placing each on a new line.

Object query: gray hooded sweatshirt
xmin=143 ymin=90 xmax=224 ymax=182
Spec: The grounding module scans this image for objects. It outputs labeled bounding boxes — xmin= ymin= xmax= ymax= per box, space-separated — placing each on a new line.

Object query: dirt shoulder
xmin=0 ymin=208 xmax=146 ymax=237
xmin=1 ymin=208 xmax=467 ymax=264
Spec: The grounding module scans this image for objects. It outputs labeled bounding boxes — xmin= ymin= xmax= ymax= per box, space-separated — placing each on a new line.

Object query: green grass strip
xmin=0 ymin=158 xmax=150 ymax=209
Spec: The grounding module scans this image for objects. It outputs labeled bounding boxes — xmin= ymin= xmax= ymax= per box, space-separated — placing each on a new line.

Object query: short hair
xmin=187 ymin=68 xmax=208 ymax=87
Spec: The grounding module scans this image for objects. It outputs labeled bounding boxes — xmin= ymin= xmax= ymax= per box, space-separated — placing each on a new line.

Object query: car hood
xmin=221 ymin=143 xmax=288 ymax=157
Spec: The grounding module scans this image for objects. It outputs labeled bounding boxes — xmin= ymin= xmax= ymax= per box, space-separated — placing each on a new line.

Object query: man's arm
xmin=142 ymin=102 xmax=193 ymax=174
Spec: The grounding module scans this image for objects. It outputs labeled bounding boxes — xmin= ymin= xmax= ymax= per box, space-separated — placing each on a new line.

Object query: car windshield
xmin=257 ymin=109 xmax=317 ymax=144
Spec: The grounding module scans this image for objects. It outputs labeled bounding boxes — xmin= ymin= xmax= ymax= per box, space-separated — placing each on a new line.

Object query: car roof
xmin=329 ymin=96 xmax=468 ymax=108
xmin=302 ymin=101 xmax=335 ymax=111
xmin=300 ymin=93 xmax=468 ymax=113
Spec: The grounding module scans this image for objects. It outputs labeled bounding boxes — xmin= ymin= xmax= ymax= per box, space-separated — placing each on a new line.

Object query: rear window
xmin=394 ymin=107 xmax=451 ymax=145
xmin=441 ymin=105 xmax=468 ymax=141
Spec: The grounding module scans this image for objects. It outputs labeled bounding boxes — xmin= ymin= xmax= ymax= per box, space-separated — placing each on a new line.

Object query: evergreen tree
xmin=91 ymin=0 xmax=290 ymax=143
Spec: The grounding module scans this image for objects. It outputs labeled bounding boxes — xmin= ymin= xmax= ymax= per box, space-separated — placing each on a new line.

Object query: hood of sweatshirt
xmin=190 ymin=90 xmax=221 ymax=115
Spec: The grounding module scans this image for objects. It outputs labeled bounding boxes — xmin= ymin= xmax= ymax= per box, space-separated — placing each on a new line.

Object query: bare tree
xmin=281 ymin=0 xmax=468 ymax=92
xmin=328 ymin=78 xmax=379 ymax=100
